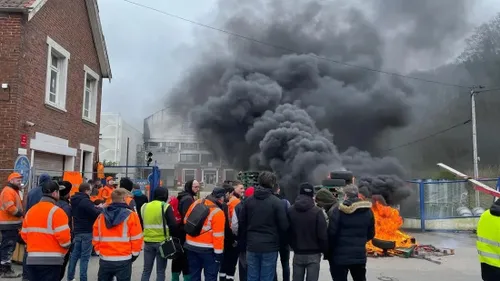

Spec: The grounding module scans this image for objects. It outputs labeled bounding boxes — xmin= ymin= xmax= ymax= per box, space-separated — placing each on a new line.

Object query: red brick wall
xmin=1 ymin=0 xmax=104 ymax=173
xmin=0 ymin=13 xmax=24 ymax=174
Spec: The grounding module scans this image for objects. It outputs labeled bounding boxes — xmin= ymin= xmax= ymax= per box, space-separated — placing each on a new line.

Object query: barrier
xmin=402 ymin=178 xmax=498 ymax=231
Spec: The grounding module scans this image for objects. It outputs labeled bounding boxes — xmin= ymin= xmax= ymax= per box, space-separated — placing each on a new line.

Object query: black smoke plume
xmin=167 ymin=0 xmax=475 ymax=203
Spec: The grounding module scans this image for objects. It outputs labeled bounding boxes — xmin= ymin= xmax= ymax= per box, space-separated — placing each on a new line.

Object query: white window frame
xmin=45 ymin=37 xmax=70 ymax=111
xmin=82 ymin=65 xmax=100 ymax=123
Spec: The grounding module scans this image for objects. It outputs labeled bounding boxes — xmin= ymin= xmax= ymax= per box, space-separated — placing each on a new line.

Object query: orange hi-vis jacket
xmin=105 ymin=194 xmax=136 ymax=211
xmin=92 ymin=207 xmax=143 ymax=261
xmin=99 ymin=185 xmax=114 ymax=202
xmin=184 ymin=198 xmax=225 ymax=254
xmin=21 ymin=197 xmax=71 ymax=265
xmin=227 ymin=196 xmax=240 ymax=227
xmin=0 ymin=185 xmax=23 ymax=230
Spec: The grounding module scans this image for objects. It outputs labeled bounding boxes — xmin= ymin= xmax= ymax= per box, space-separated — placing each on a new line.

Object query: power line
xmin=120 ymin=0 xmax=472 ymax=89
xmin=381 ymin=119 xmax=472 ymax=152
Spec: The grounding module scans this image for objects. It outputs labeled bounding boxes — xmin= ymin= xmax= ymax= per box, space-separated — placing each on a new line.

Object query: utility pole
xmin=125 ymin=137 xmax=130 ymax=177
xmin=471 ymin=85 xmax=485 ymax=207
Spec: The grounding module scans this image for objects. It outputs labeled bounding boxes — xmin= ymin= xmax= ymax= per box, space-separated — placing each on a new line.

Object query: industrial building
xmin=143 ymin=108 xmax=235 ymax=188
xmin=99 ymin=113 xmax=143 ymax=179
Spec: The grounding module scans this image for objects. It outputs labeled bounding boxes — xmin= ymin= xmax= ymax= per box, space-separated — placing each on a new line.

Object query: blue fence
xmin=399 ymin=178 xmax=500 ymax=231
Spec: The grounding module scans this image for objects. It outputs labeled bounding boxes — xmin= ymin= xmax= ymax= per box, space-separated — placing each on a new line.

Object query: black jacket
xmin=134 ymin=193 xmax=149 ymax=228
xmin=56 ymin=198 xmax=72 ymax=236
xmin=328 ymin=198 xmax=375 ymax=265
xmin=239 ymin=186 xmax=289 ymax=253
xmin=177 ymin=191 xmax=195 ymax=221
xmin=288 ymin=195 xmax=328 ymax=255
xmin=71 ymin=192 xmax=102 ymax=234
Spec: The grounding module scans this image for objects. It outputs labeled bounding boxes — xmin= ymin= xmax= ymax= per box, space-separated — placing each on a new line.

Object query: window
xmin=180 ymin=154 xmax=200 ymax=163
xmin=181 ymin=143 xmax=198 ymax=150
xmin=183 ymin=169 xmax=195 ymax=182
xmin=165 ymin=142 xmax=179 ymax=148
xmin=147 ymin=142 xmax=159 ymax=148
xmin=45 ymin=37 xmax=70 ymax=111
xmin=199 ymin=143 xmax=209 ymax=150
xmin=201 ymin=154 xmax=214 ymax=164
xmin=82 ymin=65 xmax=100 ymax=122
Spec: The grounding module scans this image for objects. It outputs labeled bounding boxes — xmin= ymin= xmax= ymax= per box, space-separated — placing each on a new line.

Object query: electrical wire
xmin=120 ymin=0 xmax=473 ymax=89
xmin=118 ymin=0 xmax=500 ymax=151
xmin=381 ymin=119 xmax=472 ymax=152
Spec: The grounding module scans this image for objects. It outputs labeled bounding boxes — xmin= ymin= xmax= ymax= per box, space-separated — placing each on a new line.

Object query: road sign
xmin=133 ymin=179 xmax=149 ymax=191
xmin=14 ymin=155 xmax=30 ymax=186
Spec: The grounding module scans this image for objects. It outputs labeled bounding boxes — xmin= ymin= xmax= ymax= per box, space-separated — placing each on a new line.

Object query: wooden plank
xmin=437 ymin=163 xmax=500 ymax=197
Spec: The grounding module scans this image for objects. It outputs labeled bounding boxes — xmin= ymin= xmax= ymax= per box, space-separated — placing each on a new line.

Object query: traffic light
xmin=146 ymin=152 xmax=153 ymax=166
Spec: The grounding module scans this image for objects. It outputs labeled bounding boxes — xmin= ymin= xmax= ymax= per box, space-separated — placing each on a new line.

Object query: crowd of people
xmin=0 ymin=170 xmax=378 ymax=281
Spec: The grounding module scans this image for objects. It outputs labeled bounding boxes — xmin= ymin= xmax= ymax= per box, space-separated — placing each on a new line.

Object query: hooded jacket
xmin=72 ymin=192 xmax=101 ymax=234
xmin=93 ymin=202 xmax=143 ymax=261
xmin=288 ymin=194 xmax=328 ymax=255
xmin=102 ymin=203 xmax=130 ymax=229
xmin=239 ymin=186 xmax=289 ymax=252
xmin=177 ymin=180 xmax=196 ymax=221
xmin=26 ymin=174 xmax=51 ymax=212
xmin=328 ymin=197 xmax=375 ymax=265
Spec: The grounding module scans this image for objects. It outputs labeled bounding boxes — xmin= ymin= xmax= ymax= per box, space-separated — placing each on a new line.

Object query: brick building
xmin=0 ymin=0 xmax=111 ymax=183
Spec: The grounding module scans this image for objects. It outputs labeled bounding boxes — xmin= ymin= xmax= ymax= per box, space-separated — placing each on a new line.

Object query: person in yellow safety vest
xmin=140 ymin=186 xmax=178 ymax=281
xmin=184 ymin=187 xmax=226 ymax=281
xmin=0 ymin=172 xmax=24 ymax=278
xmin=477 ymin=198 xmax=500 ymax=281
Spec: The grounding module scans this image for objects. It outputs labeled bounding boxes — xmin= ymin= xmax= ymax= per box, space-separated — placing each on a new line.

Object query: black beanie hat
xmin=299 ymin=182 xmax=314 ymax=197
xmin=120 ymin=177 xmax=134 ymax=192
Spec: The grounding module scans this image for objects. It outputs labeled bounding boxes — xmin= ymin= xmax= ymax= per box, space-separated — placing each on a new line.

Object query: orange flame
xmin=366 ymin=200 xmax=414 ymax=254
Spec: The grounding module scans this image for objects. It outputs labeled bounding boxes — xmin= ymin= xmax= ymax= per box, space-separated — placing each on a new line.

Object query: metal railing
xmin=401 ymin=178 xmax=499 ymax=231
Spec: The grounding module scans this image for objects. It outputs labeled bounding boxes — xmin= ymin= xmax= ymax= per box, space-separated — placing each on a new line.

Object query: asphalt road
xmin=11 ymin=231 xmax=482 ymax=281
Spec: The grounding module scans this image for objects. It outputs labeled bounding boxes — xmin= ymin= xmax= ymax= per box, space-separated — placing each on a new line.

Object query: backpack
xmin=168 ymin=196 xmax=182 ymax=224
xmin=184 ymin=199 xmax=211 ymax=237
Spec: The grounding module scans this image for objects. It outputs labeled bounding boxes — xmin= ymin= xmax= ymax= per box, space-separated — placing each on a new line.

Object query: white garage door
xmin=33 ymin=151 xmax=64 ymax=179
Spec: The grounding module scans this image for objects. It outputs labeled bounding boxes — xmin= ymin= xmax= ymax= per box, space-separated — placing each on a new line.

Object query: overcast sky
xmin=97 ymin=0 xmax=500 ymax=132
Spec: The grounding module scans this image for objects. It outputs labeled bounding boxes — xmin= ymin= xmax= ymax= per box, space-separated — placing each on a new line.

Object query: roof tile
xmin=0 ymin=0 xmax=33 ymax=9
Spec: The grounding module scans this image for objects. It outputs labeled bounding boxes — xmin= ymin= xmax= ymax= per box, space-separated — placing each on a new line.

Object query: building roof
xmin=0 ymin=0 xmax=112 ymax=79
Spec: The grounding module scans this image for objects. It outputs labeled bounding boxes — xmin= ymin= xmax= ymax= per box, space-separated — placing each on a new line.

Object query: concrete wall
xmin=403 ymin=217 xmax=480 ymax=231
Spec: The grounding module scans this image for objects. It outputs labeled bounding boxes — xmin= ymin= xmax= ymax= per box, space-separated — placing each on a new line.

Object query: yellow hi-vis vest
xmin=477 ymin=209 xmax=500 ymax=268
xmin=141 ymin=201 xmax=170 ymax=243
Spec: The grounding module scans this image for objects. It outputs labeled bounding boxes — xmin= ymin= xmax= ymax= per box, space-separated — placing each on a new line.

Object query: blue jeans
xmin=141 ymin=242 xmax=168 ymax=281
xmin=187 ymin=250 xmax=220 ymax=281
xmin=67 ymin=233 xmax=93 ymax=281
xmin=247 ymin=251 xmax=278 ymax=281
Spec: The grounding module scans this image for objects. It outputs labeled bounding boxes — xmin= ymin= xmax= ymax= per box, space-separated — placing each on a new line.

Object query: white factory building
xmin=143 ymin=108 xmax=236 ymax=188
xmin=99 ymin=113 xmax=143 ymax=179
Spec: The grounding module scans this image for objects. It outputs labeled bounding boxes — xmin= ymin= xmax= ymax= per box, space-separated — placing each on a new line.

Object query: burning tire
xmin=372 ymin=238 xmax=396 ymax=250
xmin=330 ymin=171 xmax=353 ymax=181
xmin=322 ymin=179 xmax=346 ymax=187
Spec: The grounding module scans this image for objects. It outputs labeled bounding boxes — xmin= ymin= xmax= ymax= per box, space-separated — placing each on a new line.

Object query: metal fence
xmin=400 ymin=178 xmax=499 ymax=231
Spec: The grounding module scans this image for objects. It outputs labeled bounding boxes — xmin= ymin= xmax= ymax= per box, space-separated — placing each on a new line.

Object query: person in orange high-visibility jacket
xmin=184 ymin=187 xmax=226 ymax=281
xmin=93 ymin=188 xmax=143 ymax=281
xmin=103 ymin=178 xmax=137 ymax=212
xmin=219 ymin=181 xmax=245 ymax=281
xmin=21 ymin=181 xmax=71 ymax=281
xmin=98 ymin=177 xmax=115 ymax=203
xmin=0 ymin=172 xmax=24 ymax=278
